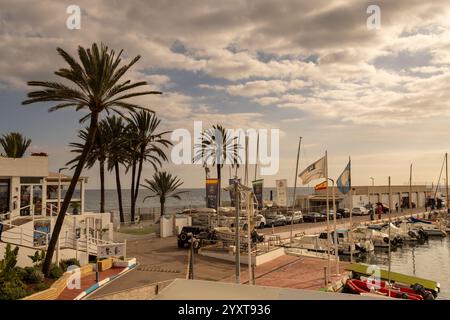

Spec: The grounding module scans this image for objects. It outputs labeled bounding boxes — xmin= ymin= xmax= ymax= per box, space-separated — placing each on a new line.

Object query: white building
xmin=0 ymin=155 xmax=115 ymax=267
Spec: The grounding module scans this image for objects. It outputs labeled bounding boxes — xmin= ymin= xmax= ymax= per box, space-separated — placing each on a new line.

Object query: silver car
xmin=265 ymin=214 xmax=287 ymax=227
xmin=285 ymin=211 xmax=303 ymax=224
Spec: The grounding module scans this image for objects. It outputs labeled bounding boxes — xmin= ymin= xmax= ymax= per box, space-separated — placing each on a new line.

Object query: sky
xmin=1 ymin=0 xmax=450 ymax=189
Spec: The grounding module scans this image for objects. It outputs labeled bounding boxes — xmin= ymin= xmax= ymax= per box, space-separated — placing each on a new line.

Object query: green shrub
xmin=49 ymin=264 xmax=63 ymax=279
xmin=28 ymin=251 xmax=45 ymax=266
xmin=59 ymin=258 xmax=80 ymax=272
xmin=14 ymin=267 xmax=28 ymax=281
xmin=34 ymin=282 xmax=51 ymax=292
xmin=24 ymin=267 xmax=44 ymax=284
xmin=0 ymin=244 xmax=29 ymax=300
xmin=0 ymin=279 xmax=28 ymax=300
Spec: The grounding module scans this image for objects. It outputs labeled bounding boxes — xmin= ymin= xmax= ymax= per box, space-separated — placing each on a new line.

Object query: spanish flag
xmin=314 ymin=180 xmax=328 ymax=191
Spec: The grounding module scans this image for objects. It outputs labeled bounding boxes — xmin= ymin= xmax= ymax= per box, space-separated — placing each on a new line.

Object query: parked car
xmin=285 ymin=211 xmax=303 ymax=224
xmin=254 ymin=214 xmax=266 ymax=229
xmin=337 ymin=208 xmax=350 ymax=218
xmin=303 ymin=212 xmax=327 ymax=223
xmin=351 ymin=207 xmax=370 ymax=216
xmin=265 ymin=214 xmax=287 ymax=227
xmin=320 ymin=209 xmax=342 ymax=219
xmin=177 ymin=226 xmax=210 ymax=248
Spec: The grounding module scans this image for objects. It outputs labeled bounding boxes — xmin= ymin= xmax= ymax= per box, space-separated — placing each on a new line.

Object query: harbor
xmin=2 ymin=1 xmax=450 ymax=306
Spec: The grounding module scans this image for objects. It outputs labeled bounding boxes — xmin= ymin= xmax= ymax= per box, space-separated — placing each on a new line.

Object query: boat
xmin=292 ymin=233 xmax=335 ymax=254
xmin=380 ymin=222 xmax=427 ymax=242
xmin=334 ymin=229 xmax=374 ymax=253
xmin=359 ymin=276 xmax=435 ymax=300
xmin=345 ymin=279 xmax=423 ymax=300
xmin=345 ymin=263 xmax=440 ymax=298
xmin=351 ymin=226 xmax=401 ymax=248
xmin=407 ymin=217 xmax=447 ymax=237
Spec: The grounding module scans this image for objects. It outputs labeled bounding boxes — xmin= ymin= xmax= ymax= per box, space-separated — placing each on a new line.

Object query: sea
xmin=85 ymin=188 xmax=450 ymax=300
xmin=84 ymin=187 xmax=314 ymax=213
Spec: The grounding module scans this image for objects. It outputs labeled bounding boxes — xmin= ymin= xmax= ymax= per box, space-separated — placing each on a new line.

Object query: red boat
xmin=346 ymin=279 xmax=423 ymax=300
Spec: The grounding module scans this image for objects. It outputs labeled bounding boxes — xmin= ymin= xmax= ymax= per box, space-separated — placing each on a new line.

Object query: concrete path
xmin=56 ymin=267 xmax=125 ymax=300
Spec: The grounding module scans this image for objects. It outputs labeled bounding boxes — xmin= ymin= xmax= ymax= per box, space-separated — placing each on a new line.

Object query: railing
xmin=0 ymin=223 xmax=49 ymax=249
xmin=0 ymin=211 xmax=11 ymax=222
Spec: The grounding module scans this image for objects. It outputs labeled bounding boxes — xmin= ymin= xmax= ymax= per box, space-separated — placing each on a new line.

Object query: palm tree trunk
xmin=133 ymin=147 xmax=145 ymax=208
xmin=99 ymin=158 xmax=105 ymax=213
xmin=130 ymin=159 xmax=137 ymax=222
xmin=114 ymin=162 xmax=124 ymax=223
xmin=42 ymin=112 xmax=99 ymax=277
xmin=160 ymin=196 xmax=165 ymax=217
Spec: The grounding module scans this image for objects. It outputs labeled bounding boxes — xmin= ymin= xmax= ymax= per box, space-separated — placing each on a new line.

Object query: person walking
xmin=377 ymin=204 xmax=382 ymax=220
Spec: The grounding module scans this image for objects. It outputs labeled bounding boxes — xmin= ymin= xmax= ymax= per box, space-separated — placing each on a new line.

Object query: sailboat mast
xmin=290 ymin=137 xmax=302 ymax=243
xmin=409 ymin=163 xmax=412 ymax=210
xmin=388 ymin=176 xmax=392 ymax=296
xmin=446 ymin=153 xmax=449 ymax=213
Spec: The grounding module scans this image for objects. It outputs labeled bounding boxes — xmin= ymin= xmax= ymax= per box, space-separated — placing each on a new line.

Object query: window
xmin=0 ymin=179 xmax=10 ymax=214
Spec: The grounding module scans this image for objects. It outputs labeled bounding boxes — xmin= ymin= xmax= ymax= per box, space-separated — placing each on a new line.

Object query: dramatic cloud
xmin=1 ymin=0 xmax=450 ymax=186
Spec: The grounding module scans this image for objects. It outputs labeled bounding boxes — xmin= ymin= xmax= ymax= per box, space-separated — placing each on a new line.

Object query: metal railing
xmin=0 ymin=223 xmax=49 ymax=248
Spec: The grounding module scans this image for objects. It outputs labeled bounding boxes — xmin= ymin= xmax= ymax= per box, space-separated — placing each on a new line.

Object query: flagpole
xmin=290 ymin=137 xmax=302 ymax=243
xmin=331 ymin=179 xmax=339 ymax=275
xmin=325 ymin=151 xmax=331 ymax=283
xmin=388 ymin=176 xmax=392 ymax=296
xmin=348 ymin=156 xmax=353 ymax=263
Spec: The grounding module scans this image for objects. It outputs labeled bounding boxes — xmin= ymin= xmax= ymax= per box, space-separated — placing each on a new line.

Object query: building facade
xmin=296 ymin=185 xmax=432 ymax=212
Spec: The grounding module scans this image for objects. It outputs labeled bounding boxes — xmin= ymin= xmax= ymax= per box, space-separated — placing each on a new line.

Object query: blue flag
xmin=337 ymin=160 xmax=351 ymax=194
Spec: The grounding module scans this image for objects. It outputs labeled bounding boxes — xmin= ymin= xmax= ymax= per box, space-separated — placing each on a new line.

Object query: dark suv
xmin=177 ymin=226 xmax=210 ymax=248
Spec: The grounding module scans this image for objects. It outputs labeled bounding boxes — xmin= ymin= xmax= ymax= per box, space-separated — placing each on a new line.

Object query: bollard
xmin=324 ymin=266 xmax=329 ymax=285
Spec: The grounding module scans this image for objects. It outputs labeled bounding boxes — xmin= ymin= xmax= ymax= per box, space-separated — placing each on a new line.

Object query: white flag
xmin=299 ymin=155 xmax=326 ymax=185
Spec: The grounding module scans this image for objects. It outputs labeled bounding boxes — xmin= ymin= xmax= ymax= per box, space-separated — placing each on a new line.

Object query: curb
xmin=74 ymin=263 xmax=138 ymax=300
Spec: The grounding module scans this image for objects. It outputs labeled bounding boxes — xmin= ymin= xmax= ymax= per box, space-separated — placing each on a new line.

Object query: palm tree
xmin=68 ymin=123 xmax=108 ymax=213
xmin=126 ymin=110 xmax=172 ymax=222
xmin=0 ymin=132 xmax=31 ymax=158
xmin=22 ymin=43 xmax=161 ymax=277
xmin=193 ymin=125 xmax=241 ymax=216
xmin=141 ymin=171 xmax=186 ymax=217
xmin=102 ymin=116 xmax=127 ymax=223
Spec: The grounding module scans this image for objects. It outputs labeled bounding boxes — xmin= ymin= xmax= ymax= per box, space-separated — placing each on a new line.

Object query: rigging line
xmin=434 ymin=155 xmax=445 ymax=200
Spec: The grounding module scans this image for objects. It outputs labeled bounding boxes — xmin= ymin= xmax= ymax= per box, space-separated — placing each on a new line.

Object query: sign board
xmin=206 ymin=178 xmax=219 ymax=209
xmin=276 ymin=179 xmax=288 ymax=207
xmin=252 ymin=179 xmax=264 ymax=210
xmin=97 ymin=243 xmax=125 ymax=259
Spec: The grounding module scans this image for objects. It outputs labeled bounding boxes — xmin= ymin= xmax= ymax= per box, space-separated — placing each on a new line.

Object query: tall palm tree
xmin=141 ymin=171 xmax=186 ymax=217
xmin=193 ymin=125 xmax=241 ymax=216
xmin=68 ymin=123 xmax=108 ymax=213
xmin=22 ymin=43 xmax=161 ymax=277
xmin=126 ymin=110 xmax=172 ymax=222
xmin=0 ymin=132 xmax=31 ymax=158
xmin=102 ymin=116 xmax=127 ymax=223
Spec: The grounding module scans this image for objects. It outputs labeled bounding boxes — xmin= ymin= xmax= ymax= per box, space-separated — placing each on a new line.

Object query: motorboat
xmin=333 ymin=229 xmax=374 ymax=253
xmin=292 ymin=233 xmax=335 ymax=254
xmin=345 ymin=279 xmax=424 ymax=300
xmin=351 ymin=226 xmax=401 ymax=248
xmin=380 ymin=222 xmax=427 ymax=242
xmin=407 ymin=217 xmax=447 ymax=237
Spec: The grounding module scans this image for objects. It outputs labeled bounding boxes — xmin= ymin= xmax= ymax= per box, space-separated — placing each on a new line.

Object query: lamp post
xmin=369 ymin=177 xmax=374 ymax=214
xmin=326 ymin=178 xmax=339 ymax=275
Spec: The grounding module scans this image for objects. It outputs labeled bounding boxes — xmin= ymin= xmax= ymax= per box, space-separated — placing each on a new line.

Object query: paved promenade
xmin=87 ymin=208 xmax=429 ymax=299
